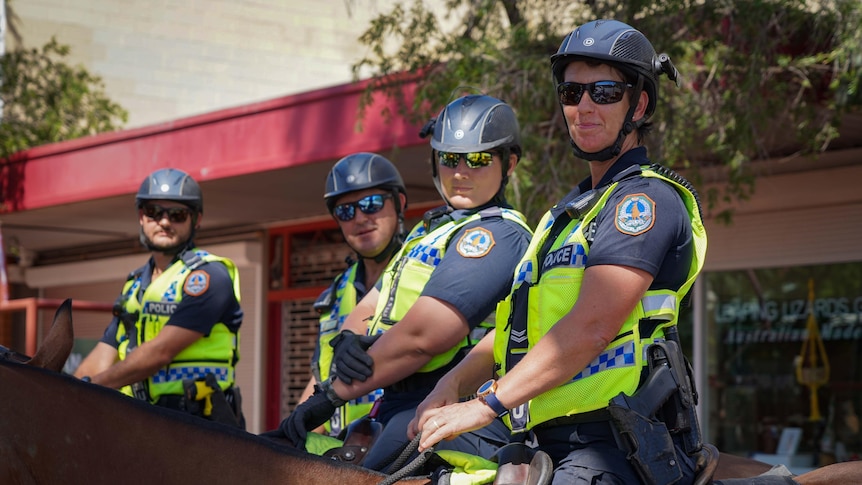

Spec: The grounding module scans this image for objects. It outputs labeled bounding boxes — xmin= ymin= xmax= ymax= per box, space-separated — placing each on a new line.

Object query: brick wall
xmin=273 ymin=215 xmax=424 ymax=418
xmin=279 ymin=227 xmax=353 ymax=417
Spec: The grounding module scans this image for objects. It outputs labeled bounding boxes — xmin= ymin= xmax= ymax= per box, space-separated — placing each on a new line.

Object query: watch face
xmin=477 ymin=379 xmax=496 ymax=396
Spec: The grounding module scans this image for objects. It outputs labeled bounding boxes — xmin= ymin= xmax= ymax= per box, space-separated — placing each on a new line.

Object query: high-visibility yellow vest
xmin=115 ymin=249 xmax=241 ymax=403
xmin=369 ymin=208 xmax=531 ymax=374
xmin=494 ymin=166 xmax=707 ymax=431
xmin=314 ymin=262 xmax=383 ymax=435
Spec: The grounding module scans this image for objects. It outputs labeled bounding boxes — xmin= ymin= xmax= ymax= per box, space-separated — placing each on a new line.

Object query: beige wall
xmin=9 ymin=0 xmax=405 ymax=128
xmin=703 ymin=147 xmax=862 ymax=272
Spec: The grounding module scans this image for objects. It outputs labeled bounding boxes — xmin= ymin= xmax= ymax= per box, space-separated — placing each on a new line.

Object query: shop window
xmin=705 ymin=263 xmax=862 ymax=466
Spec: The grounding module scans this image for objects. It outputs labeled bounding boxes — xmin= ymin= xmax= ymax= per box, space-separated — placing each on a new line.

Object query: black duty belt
xmin=532 ymin=410 xmax=615 ymax=444
xmin=533 ymin=408 xmax=612 ymax=430
xmin=155 ymin=387 xmax=238 ymax=411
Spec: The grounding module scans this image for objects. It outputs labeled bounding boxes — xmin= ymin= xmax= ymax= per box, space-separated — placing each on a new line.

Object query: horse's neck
xmin=0 ymin=363 xmax=428 ymax=484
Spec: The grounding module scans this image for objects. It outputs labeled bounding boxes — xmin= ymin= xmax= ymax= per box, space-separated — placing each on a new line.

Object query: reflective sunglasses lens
xmin=591 ymin=81 xmax=626 ymax=104
xmin=143 ymin=205 xmax=190 ymax=223
xmin=438 ymin=152 xmax=495 ymax=169
xmin=464 ymin=152 xmax=494 ymax=168
xmin=333 ymin=204 xmax=355 ymax=221
xmin=438 ymin=152 xmax=461 ymax=168
xmin=558 ymin=81 xmax=628 ymax=105
xmin=558 ymin=83 xmax=584 ymax=106
xmin=333 ymin=194 xmax=390 ymax=221
xmin=168 ymin=209 xmax=190 ymax=223
xmin=357 ymin=194 xmax=386 ymax=215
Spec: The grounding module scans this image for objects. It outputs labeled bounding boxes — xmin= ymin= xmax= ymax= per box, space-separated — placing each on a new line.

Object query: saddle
xmin=693 ymin=443 xmax=720 ymax=485
xmin=323 ymin=415 xmax=383 ymax=465
xmin=492 ymin=443 xmax=553 ymax=485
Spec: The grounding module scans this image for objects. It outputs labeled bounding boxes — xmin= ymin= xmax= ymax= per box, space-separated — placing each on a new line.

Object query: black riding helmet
xmin=136 ymin=168 xmax=203 ymax=213
xmin=424 ymin=94 xmax=521 ymax=206
xmin=550 ymin=19 xmax=679 ymax=161
xmin=324 ymin=152 xmax=406 ymax=212
xmin=135 ymin=168 xmax=202 ymax=253
xmin=324 ymin=152 xmax=407 ymax=263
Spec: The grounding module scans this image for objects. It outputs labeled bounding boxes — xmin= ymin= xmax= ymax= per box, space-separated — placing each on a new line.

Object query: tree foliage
xmin=0 ymin=37 xmax=128 ymax=158
xmin=351 ymin=0 xmax=862 ymax=225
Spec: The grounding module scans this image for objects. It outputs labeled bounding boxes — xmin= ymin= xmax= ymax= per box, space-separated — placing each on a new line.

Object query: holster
xmin=182 ymin=373 xmax=243 ymax=428
xmin=608 ymin=401 xmax=682 ymax=485
xmin=608 ymin=340 xmax=702 ymax=485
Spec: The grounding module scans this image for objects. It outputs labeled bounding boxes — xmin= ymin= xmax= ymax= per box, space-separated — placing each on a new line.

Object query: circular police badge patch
xmin=615 ymin=193 xmax=655 ymax=235
xmin=456 ymin=227 xmax=495 ymax=258
xmin=183 ymin=270 xmax=210 ymax=296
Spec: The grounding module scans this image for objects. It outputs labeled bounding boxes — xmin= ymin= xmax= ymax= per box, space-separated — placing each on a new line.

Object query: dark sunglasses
xmin=141 ymin=204 xmax=192 ymax=223
xmin=557 ymin=80 xmax=632 ymax=106
xmin=333 ymin=193 xmax=393 ymax=222
xmin=438 ymin=151 xmax=497 ymax=169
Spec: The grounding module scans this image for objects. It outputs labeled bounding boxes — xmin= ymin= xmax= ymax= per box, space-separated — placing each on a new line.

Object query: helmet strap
xmin=369 ymin=235 xmax=401 ymax=264
xmin=493 ymin=147 xmax=512 ymax=206
xmin=371 ymin=188 xmax=406 ymax=264
xmin=430 ymin=149 xmax=451 ymax=206
xmin=569 ymin=75 xmax=644 ymax=162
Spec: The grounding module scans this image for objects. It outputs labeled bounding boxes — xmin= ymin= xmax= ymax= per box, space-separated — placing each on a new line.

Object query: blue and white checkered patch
xmin=571 ymin=341 xmax=636 ymax=381
xmin=406 ymin=244 xmax=442 ymax=267
xmin=151 ymin=366 xmax=230 ymax=383
xmin=404 ymin=226 xmax=427 ymax=244
xmin=350 ymin=388 xmax=384 ymax=405
xmin=126 ymin=280 xmax=141 ymax=299
xmin=513 ymin=260 xmax=534 ymax=287
xmin=163 ymin=282 xmax=178 ymax=302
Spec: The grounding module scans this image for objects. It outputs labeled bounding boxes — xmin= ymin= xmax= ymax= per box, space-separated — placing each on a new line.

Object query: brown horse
xmin=2 ymin=300 xmax=859 ymax=484
xmin=0 ymin=300 xmax=429 ymax=485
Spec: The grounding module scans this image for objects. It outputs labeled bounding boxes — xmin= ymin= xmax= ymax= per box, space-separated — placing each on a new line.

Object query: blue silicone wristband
xmin=482 ymin=392 xmax=509 ymax=417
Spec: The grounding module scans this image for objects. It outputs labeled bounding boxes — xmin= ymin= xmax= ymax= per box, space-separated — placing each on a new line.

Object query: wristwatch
xmin=476 ymin=379 xmax=508 ymax=417
xmin=318 ymin=378 xmax=347 ymax=407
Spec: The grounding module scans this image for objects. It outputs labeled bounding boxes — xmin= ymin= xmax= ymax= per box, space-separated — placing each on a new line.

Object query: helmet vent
xmin=610 ymin=33 xmax=655 ymax=69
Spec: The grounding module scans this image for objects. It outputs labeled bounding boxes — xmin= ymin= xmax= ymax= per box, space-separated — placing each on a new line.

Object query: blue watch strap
xmin=482 ymin=391 xmax=509 ymax=417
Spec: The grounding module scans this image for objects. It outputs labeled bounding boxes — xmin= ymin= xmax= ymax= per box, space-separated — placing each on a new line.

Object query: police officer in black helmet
xmin=296 ymin=153 xmax=408 ymax=439
xmin=75 ymin=168 xmax=245 ymax=428
xmin=412 ymin=20 xmax=708 ymax=485
xmin=273 ymin=94 xmax=533 ymax=471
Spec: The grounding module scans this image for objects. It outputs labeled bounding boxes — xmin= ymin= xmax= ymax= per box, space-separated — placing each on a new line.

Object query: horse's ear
xmin=28 ymin=299 xmax=74 ymax=372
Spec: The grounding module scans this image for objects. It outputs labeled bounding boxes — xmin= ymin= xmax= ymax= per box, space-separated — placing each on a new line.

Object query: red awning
xmin=0 ymin=79 xmax=425 ymax=213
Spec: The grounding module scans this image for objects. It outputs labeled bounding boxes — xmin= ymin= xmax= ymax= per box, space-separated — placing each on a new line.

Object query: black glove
xmin=279 ymin=388 xmax=337 ymax=448
xmin=330 ymin=330 xmax=380 ymax=384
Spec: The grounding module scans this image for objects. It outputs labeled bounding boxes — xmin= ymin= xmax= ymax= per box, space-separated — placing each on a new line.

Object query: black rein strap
xmin=377 ymin=433 xmax=435 ymax=485
xmin=0 ymin=344 xmax=30 ymax=364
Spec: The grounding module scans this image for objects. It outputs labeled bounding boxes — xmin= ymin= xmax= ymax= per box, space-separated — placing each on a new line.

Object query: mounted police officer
xmin=412 ymin=19 xmax=708 ymax=485
xmin=74 ymin=168 xmax=245 ymax=428
xmin=271 ymin=94 xmax=533 ymax=471
xmin=298 ymin=152 xmax=408 ymax=438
